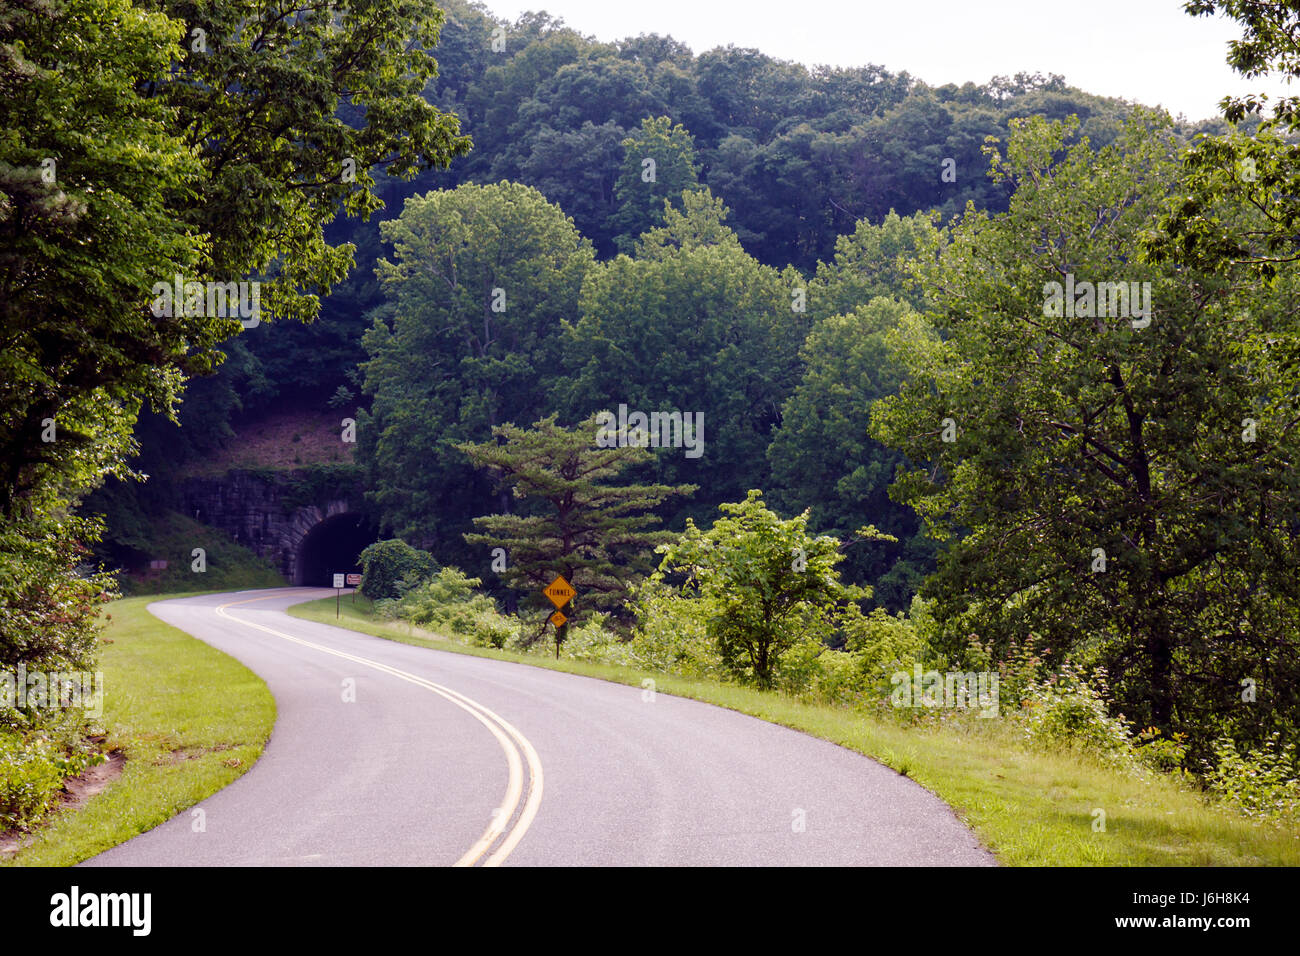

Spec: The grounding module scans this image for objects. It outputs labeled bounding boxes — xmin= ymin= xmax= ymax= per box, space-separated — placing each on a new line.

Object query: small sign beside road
xmin=147 ymin=558 xmax=169 ymax=595
xmin=333 ymin=572 xmax=346 ymax=618
xmin=346 ymin=573 xmax=361 ymax=587
xmin=542 ymin=575 xmax=577 ymax=660
xmin=543 ymin=574 xmax=575 ymax=609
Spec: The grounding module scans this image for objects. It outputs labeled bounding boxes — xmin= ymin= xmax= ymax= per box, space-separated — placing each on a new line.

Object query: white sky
xmin=485 ymin=0 xmax=1294 ymax=122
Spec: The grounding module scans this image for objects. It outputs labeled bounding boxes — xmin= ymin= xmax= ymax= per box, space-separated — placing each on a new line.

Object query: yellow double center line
xmin=214 ymin=592 xmax=543 ymax=866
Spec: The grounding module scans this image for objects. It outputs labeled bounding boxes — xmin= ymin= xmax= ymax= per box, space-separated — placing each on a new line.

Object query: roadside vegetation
xmin=1 ymin=596 xmax=274 ymax=865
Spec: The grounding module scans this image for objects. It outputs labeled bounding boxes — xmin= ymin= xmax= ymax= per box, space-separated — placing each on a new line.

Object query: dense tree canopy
xmin=610 ymin=116 xmax=701 ymax=253
xmin=3 ymin=0 xmax=469 ymax=523
xmin=1 ymin=0 xmax=203 ymax=523
xmin=402 ymin=1 xmax=1170 ymax=272
xmin=358 ymin=181 xmax=594 ymax=557
xmin=1 ymin=0 xmax=469 ymax=748
xmin=870 ymin=113 xmax=1300 ymax=753
xmin=767 ymin=297 xmax=933 ymax=610
xmin=551 ymin=190 xmax=806 ymax=521
xmin=88 ymin=1 xmax=1198 ymax=541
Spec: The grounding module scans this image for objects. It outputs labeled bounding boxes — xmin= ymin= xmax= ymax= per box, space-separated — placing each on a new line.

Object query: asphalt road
xmin=85 ymin=588 xmax=995 ymax=867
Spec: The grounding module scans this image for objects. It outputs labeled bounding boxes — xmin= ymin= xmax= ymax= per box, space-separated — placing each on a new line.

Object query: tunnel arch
xmin=291 ymin=510 xmax=377 ymax=586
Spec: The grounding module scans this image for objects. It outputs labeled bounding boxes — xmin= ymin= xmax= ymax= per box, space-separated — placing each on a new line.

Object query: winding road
xmin=85 ymin=588 xmax=995 ymax=867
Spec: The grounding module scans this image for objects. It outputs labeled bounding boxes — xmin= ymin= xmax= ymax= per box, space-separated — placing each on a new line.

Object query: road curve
xmin=85 ymin=588 xmax=995 ymax=867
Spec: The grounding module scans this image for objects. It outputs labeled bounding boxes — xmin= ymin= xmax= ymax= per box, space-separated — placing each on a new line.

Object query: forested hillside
xmin=83 ymin=0 xmax=1225 ymax=608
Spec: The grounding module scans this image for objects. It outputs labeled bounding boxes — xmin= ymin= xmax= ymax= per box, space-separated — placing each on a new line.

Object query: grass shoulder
xmin=2 ymin=594 xmax=275 ymax=866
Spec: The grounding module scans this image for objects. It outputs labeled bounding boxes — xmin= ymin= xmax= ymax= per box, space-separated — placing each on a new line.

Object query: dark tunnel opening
xmin=295 ymin=513 xmax=377 ymax=586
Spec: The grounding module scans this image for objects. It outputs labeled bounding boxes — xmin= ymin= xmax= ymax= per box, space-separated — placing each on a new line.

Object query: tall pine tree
xmin=460 ymin=415 xmax=695 ymax=631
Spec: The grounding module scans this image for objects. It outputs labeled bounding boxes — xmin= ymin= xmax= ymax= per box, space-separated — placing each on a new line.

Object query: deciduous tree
xmin=359 ymin=182 xmax=595 ymax=557
xmin=870 ymin=114 xmax=1300 ymax=753
xmin=654 ymin=490 xmax=867 ymax=687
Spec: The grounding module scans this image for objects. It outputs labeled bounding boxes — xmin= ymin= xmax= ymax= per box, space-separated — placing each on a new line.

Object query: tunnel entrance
xmin=295 ymin=513 xmax=377 ymax=586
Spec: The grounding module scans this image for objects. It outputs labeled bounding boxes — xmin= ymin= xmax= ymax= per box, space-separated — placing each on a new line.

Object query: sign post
xmin=543 ymin=574 xmax=577 ymax=659
xmin=346 ymin=572 xmax=361 ymax=606
xmin=149 ymin=559 xmax=168 ymax=595
xmin=333 ymin=572 xmax=345 ymax=618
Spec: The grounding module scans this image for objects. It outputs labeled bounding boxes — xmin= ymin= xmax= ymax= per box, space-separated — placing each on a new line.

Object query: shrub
xmin=466 ymin=609 xmax=518 ymax=650
xmin=385 ymin=567 xmax=517 ymax=649
xmin=627 ymin=580 xmax=725 ymax=679
xmin=1135 ymin=726 xmax=1190 ymax=774
xmin=0 ymin=517 xmax=110 ymax=677
xmin=0 ymin=731 xmax=65 ymax=830
xmin=654 ymin=490 xmax=871 ymax=687
xmin=842 ymin=602 xmax=931 ymax=691
xmin=1019 ymin=662 xmax=1134 ymax=766
xmin=390 ymin=567 xmax=480 ymax=624
xmin=773 ymin=633 xmax=835 ymax=698
xmin=776 ymin=641 xmax=870 ymax=706
xmin=991 ymin=632 xmax=1054 ymax=712
xmin=1204 ymin=733 xmax=1300 ymax=822
xmin=812 ymin=648 xmax=869 ymax=706
xmin=358 ymin=539 xmax=438 ymax=601
xmin=555 ymin=613 xmax=633 ymax=664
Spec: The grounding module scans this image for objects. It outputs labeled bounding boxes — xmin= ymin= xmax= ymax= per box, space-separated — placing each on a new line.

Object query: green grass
xmin=2 ymin=593 xmax=275 ymax=866
xmin=291 ymin=595 xmax=1300 ymax=866
xmin=116 ymin=510 xmax=285 ymax=596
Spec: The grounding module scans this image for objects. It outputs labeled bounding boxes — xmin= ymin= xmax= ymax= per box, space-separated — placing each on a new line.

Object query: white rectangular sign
xmin=333 ymin=573 xmax=345 ymax=589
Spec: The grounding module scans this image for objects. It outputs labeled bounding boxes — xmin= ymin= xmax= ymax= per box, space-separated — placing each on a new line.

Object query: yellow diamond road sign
xmin=549 ymin=610 xmax=567 ymax=628
xmin=543 ymin=574 xmax=575 ymax=609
